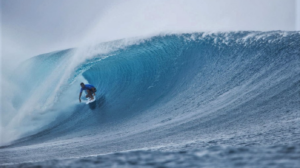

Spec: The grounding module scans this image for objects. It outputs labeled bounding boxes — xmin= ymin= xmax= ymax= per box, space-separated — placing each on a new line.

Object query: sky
xmin=1 ymin=0 xmax=299 ymax=73
xmin=298 ymin=0 xmax=300 ymax=29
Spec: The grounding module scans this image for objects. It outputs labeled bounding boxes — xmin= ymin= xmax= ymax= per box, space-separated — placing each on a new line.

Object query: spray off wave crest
xmin=1 ymin=37 xmax=145 ymax=145
xmin=1 ymin=31 xmax=300 ymax=153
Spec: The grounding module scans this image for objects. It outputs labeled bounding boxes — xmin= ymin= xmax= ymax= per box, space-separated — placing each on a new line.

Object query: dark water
xmin=3 ymin=144 xmax=300 ymax=168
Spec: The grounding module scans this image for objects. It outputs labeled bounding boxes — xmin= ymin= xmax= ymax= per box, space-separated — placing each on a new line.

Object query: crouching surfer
xmin=79 ymin=82 xmax=97 ymax=102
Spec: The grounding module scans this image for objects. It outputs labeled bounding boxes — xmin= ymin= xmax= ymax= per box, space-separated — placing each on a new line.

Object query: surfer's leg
xmin=87 ymin=90 xmax=94 ymax=100
xmin=92 ymin=88 xmax=96 ymax=96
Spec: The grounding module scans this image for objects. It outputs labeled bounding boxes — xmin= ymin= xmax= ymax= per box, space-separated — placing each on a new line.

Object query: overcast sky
xmin=1 ymin=0 xmax=299 ymax=72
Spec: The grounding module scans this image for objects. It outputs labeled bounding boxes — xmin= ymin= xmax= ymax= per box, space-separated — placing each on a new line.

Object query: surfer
xmin=79 ymin=82 xmax=96 ymax=102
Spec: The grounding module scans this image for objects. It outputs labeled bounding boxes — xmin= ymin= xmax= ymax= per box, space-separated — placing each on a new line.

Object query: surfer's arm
xmin=79 ymin=91 xmax=82 ymax=102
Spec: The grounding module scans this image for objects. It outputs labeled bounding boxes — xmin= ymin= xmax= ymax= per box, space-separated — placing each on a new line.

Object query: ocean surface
xmin=1 ymin=31 xmax=300 ymax=167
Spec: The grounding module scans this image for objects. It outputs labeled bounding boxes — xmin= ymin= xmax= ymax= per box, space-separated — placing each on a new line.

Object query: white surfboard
xmin=86 ymin=95 xmax=96 ymax=104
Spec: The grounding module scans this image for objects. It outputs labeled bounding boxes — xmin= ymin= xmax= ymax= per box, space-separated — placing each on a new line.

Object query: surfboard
xmin=86 ymin=96 xmax=96 ymax=104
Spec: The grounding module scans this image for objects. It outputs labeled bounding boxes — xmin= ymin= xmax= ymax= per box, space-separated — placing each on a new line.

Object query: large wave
xmin=1 ymin=31 xmax=300 ymax=150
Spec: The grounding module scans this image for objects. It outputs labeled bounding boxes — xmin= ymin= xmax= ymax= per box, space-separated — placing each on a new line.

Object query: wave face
xmin=1 ymin=31 xmax=300 ymax=166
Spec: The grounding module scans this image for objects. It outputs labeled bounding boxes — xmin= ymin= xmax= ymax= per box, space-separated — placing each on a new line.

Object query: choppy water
xmin=2 ymin=144 xmax=300 ymax=168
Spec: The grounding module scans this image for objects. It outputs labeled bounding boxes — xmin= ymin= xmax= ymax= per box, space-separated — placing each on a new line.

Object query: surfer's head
xmin=80 ymin=82 xmax=85 ymax=88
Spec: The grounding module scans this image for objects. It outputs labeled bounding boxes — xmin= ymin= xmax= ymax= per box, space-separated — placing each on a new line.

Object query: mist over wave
xmin=1 ymin=31 xmax=300 ymax=167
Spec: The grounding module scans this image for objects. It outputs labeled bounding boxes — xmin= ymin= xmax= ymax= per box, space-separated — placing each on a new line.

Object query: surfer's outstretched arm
xmin=79 ymin=91 xmax=82 ymax=102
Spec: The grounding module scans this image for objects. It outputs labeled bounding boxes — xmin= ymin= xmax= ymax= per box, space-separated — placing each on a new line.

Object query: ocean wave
xmin=1 ymin=32 xmax=300 ymax=166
